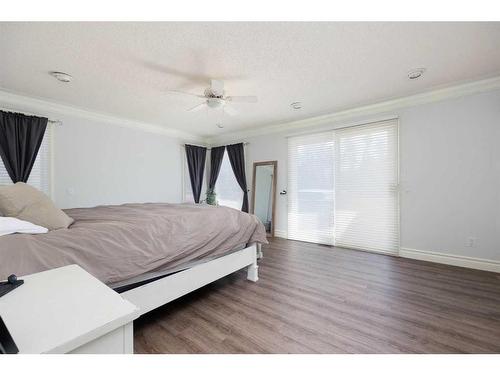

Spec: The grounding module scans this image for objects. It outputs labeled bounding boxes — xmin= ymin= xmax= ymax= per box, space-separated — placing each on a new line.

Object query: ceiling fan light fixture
xmin=207 ymin=97 xmax=225 ymax=109
xmin=170 ymin=79 xmax=257 ymax=116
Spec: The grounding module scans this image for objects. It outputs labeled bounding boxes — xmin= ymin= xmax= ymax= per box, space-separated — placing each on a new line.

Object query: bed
xmin=0 ymin=202 xmax=267 ymax=316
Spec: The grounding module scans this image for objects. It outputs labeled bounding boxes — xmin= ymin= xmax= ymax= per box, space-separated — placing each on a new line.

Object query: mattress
xmin=0 ymin=203 xmax=267 ymax=285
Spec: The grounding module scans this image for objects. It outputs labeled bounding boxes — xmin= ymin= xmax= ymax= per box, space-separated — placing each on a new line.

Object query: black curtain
xmin=226 ymin=143 xmax=249 ymax=212
xmin=185 ymin=144 xmax=207 ymax=203
xmin=0 ymin=110 xmax=48 ymax=183
xmin=208 ymin=146 xmax=225 ymax=190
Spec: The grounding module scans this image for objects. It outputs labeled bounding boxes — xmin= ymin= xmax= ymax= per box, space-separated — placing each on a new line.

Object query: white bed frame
xmin=121 ymin=243 xmax=262 ymax=316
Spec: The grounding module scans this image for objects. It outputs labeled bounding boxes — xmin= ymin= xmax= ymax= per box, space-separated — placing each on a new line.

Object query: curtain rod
xmin=182 ymin=142 xmax=249 ymax=149
xmin=0 ymin=107 xmax=62 ymax=126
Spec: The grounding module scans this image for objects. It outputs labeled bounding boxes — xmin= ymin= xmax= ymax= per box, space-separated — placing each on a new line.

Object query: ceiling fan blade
xmin=223 ymin=105 xmax=238 ymax=116
xmin=226 ymin=95 xmax=258 ymax=103
xmin=168 ymin=90 xmax=205 ymax=99
xmin=210 ymin=79 xmax=225 ymax=96
xmin=187 ymin=102 xmax=208 ymax=112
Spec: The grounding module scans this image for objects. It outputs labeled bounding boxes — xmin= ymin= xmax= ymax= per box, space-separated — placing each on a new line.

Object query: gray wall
xmin=245 ymin=89 xmax=500 ymax=262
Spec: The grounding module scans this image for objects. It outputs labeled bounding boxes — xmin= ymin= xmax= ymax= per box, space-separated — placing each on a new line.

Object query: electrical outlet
xmin=466 ymin=237 xmax=477 ymax=248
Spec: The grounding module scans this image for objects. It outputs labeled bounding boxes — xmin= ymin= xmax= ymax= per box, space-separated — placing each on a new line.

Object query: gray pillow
xmin=0 ymin=182 xmax=74 ymax=230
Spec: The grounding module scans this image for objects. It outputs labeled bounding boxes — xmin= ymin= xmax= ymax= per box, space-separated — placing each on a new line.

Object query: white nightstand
xmin=0 ymin=265 xmax=140 ymax=354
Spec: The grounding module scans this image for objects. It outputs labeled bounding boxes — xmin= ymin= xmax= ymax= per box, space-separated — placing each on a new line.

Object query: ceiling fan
xmin=168 ymin=79 xmax=257 ymax=116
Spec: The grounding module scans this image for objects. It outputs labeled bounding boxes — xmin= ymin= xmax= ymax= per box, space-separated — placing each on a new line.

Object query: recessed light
xmin=290 ymin=101 xmax=302 ymax=110
xmin=50 ymin=71 xmax=73 ymax=83
xmin=407 ymin=68 xmax=426 ymax=80
xmin=216 ymin=123 xmax=224 ymax=129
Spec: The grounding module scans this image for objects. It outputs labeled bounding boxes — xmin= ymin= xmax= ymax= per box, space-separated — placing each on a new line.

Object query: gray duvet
xmin=0 ymin=203 xmax=267 ymax=285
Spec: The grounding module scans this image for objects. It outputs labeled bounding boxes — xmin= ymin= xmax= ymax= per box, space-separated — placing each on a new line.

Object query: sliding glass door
xmin=287 ymin=119 xmax=399 ymax=254
xmin=288 ymin=132 xmax=335 ymax=245
xmin=334 ymin=120 xmax=399 ymax=254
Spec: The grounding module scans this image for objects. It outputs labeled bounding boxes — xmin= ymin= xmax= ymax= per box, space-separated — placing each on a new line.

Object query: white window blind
xmin=287 ymin=119 xmax=399 ymax=254
xmin=215 ymin=150 xmax=243 ymax=210
xmin=0 ymin=126 xmax=52 ymax=196
xmin=334 ymin=120 xmax=399 ymax=254
xmin=288 ymin=132 xmax=335 ymax=245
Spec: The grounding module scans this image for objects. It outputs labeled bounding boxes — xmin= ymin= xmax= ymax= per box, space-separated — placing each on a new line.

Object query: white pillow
xmin=0 ymin=217 xmax=48 ymax=236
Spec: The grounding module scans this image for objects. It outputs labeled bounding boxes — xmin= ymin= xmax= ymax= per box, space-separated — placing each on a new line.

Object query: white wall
xmin=244 ymin=89 xmax=500 ymax=263
xmin=53 ymin=114 xmax=184 ymax=208
xmin=3 ymin=87 xmax=499 ymax=267
xmin=0 ymin=92 xmax=188 ymax=209
xmin=245 ymin=138 xmax=288 ymax=237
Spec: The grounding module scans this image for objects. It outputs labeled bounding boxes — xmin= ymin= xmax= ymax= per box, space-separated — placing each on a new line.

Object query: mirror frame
xmin=251 ymin=161 xmax=277 ymax=238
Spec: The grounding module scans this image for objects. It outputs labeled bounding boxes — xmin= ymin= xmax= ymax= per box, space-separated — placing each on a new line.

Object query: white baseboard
xmin=399 ymin=247 xmax=500 ymax=273
xmin=266 ymin=233 xmax=500 ymax=273
xmin=273 ymin=229 xmax=288 ymax=239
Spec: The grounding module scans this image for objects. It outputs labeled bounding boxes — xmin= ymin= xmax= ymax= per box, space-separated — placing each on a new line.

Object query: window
xmin=0 ymin=126 xmax=52 ymax=196
xmin=215 ymin=150 xmax=243 ymax=210
xmin=287 ymin=119 xmax=399 ymax=254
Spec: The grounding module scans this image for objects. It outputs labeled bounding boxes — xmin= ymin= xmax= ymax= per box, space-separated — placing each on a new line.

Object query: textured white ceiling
xmin=1 ymin=22 xmax=500 ymax=137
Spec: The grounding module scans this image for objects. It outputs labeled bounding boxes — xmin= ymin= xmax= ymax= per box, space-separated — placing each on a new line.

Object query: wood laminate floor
xmin=134 ymin=238 xmax=500 ymax=353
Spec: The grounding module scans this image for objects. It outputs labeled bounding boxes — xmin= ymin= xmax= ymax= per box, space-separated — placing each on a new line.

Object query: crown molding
xmin=3 ymin=75 xmax=499 ymax=147
xmin=206 ymin=75 xmax=500 ymax=145
xmin=0 ymin=88 xmax=204 ymax=143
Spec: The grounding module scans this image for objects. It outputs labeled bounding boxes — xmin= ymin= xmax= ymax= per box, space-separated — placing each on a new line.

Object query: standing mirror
xmin=251 ymin=161 xmax=277 ymax=237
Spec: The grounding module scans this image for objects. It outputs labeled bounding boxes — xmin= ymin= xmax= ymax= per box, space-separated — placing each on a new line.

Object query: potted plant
xmin=205 ymin=188 xmax=217 ymax=206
